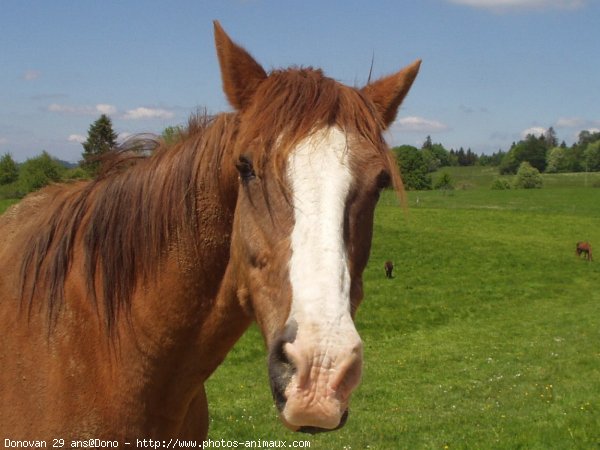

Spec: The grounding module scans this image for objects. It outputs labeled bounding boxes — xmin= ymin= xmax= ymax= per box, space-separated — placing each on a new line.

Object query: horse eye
xmin=236 ymin=155 xmax=256 ymax=181
xmin=376 ymin=170 xmax=391 ymax=191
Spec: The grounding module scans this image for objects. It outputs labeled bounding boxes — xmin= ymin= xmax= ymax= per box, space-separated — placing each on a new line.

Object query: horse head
xmin=214 ymin=21 xmax=420 ymax=433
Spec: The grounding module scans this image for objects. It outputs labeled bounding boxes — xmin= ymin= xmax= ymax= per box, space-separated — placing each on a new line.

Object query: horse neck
xmin=117 ymin=113 xmax=249 ymax=378
xmin=189 ymin=113 xmax=256 ymax=371
xmin=143 ymin=112 xmax=242 ymax=292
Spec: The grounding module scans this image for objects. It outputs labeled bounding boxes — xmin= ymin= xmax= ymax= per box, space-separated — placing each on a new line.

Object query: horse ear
xmin=361 ymin=59 xmax=422 ymax=129
xmin=213 ymin=21 xmax=268 ymax=111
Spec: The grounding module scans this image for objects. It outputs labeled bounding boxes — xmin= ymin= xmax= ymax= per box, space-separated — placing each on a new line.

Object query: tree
xmin=513 ymin=161 xmax=542 ymax=189
xmin=429 ymin=143 xmax=451 ymax=167
xmin=421 ymin=148 xmax=441 ymax=172
xmin=19 ymin=151 xmax=64 ymax=193
xmin=392 ymin=145 xmax=432 ymax=190
xmin=562 ymin=130 xmax=600 ymax=172
xmin=479 ymin=150 xmax=505 ymax=167
xmin=545 ymin=147 xmax=568 ymax=173
xmin=517 ymin=135 xmax=548 ymax=172
xmin=421 ymin=137 xmax=450 ymax=168
xmin=565 ymin=144 xmax=585 ymax=172
xmin=467 ymin=148 xmax=479 ymax=166
xmin=500 ymin=135 xmax=548 ymax=174
xmin=81 ymin=114 xmax=118 ymax=176
xmin=544 ymin=127 xmax=558 ymax=148
xmin=422 ymin=135 xmax=433 ymax=150
xmin=584 ymin=141 xmax=600 ymax=172
xmin=0 ymin=153 xmax=19 ymax=185
xmin=577 ymin=130 xmax=600 ymax=149
xmin=450 ymin=147 xmax=478 ymax=167
xmin=499 ymin=145 xmax=520 ymax=175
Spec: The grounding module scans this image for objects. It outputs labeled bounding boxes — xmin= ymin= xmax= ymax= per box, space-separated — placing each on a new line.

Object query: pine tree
xmin=81 ymin=114 xmax=118 ymax=176
xmin=422 ymin=135 xmax=433 ymax=150
xmin=544 ymin=127 xmax=558 ymax=148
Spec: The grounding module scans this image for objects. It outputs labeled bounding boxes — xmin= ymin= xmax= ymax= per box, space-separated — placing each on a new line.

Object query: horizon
xmin=1 ymin=0 xmax=599 ymax=163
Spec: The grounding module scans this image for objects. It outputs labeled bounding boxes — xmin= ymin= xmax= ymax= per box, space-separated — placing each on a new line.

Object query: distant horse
xmin=576 ymin=241 xmax=593 ymax=261
xmin=384 ymin=260 xmax=394 ymax=278
xmin=0 ymin=22 xmax=420 ymax=440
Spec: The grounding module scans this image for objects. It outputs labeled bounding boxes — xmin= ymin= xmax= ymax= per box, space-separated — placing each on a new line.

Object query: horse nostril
xmin=268 ymin=321 xmax=298 ymax=411
xmin=268 ymin=341 xmax=295 ymax=411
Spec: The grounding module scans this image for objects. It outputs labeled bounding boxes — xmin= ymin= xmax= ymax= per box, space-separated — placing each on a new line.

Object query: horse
xmin=576 ymin=241 xmax=593 ymax=261
xmin=0 ymin=21 xmax=420 ymax=440
xmin=384 ymin=260 xmax=394 ymax=279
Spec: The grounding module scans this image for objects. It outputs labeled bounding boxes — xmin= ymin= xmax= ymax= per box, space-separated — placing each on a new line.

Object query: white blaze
xmin=286 ymin=127 xmax=356 ymax=341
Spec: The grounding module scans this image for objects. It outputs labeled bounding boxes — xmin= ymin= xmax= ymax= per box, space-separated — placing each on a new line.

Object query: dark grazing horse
xmin=576 ymin=241 xmax=593 ymax=261
xmin=384 ymin=260 xmax=394 ymax=278
xmin=0 ymin=22 xmax=420 ymax=440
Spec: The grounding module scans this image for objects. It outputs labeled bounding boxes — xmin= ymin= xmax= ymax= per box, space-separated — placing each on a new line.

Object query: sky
xmin=1 ymin=0 xmax=599 ymax=163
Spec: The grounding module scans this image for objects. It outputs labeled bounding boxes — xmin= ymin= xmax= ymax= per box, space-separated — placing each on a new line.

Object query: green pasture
xmin=205 ymin=170 xmax=600 ymax=449
xmin=434 ymin=165 xmax=600 ymax=190
xmin=433 ymin=166 xmax=501 ymax=190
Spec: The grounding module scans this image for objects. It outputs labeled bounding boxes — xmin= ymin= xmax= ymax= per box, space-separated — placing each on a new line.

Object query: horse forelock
xmin=18 ymin=113 xmax=238 ymax=332
xmin=236 ymin=67 xmax=404 ymax=201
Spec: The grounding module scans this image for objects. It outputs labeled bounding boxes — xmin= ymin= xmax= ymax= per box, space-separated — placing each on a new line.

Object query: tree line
xmin=2 ymin=114 xmax=600 ymax=197
xmin=393 ymin=128 xmax=600 ymax=190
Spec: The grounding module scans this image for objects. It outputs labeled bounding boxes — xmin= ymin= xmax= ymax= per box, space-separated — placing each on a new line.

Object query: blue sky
xmin=1 ymin=0 xmax=599 ymax=162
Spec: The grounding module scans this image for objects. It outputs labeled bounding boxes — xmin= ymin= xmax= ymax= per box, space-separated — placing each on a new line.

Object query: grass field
xmin=204 ymin=169 xmax=600 ymax=449
xmin=434 ymin=165 xmax=600 ymax=190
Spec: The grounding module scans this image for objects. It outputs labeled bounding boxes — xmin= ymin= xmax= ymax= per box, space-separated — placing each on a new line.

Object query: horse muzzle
xmin=267 ymin=322 xmax=363 ymax=432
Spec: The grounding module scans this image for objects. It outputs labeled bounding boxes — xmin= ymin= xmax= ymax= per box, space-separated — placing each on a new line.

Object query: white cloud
xmin=67 ymin=134 xmax=86 ymax=144
xmin=521 ymin=126 xmax=546 ymax=138
xmin=48 ymin=103 xmax=77 ymax=114
xmin=556 ymin=117 xmax=586 ymax=128
xmin=122 ymin=107 xmax=175 ymax=120
xmin=555 ymin=117 xmax=600 ymax=129
xmin=446 ymin=0 xmax=585 ymax=12
xmin=48 ymin=103 xmax=118 ymax=116
xmin=0 ymin=137 xmax=8 ymax=146
xmin=22 ymin=70 xmax=41 ymax=81
xmin=96 ymin=104 xmax=117 ymax=115
xmin=47 ymin=103 xmax=176 ymax=121
xmin=393 ymin=116 xmax=449 ymax=133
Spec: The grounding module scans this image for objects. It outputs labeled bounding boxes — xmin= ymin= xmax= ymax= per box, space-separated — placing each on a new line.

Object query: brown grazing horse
xmin=384 ymin=260 xmax=394 ymax=278
xmin=0 ymin=22 xmax=420 ymax=440
xmin=576 ymin=241 xmax=593 ymax=261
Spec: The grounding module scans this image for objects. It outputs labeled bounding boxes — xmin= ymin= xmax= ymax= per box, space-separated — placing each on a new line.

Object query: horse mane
xmin=18 ymin=67 xmax=403 ymax=332
xmin=19 ymin=112 xmax=238 ymax=331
